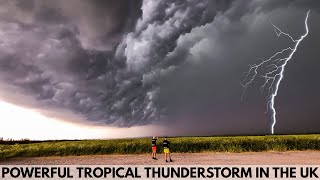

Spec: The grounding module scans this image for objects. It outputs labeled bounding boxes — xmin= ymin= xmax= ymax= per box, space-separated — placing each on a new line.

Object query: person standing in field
xmin=151 ymin=136 xmax=158 ymax=160
xmin=163 ymin=137 xmax=173 ymax=162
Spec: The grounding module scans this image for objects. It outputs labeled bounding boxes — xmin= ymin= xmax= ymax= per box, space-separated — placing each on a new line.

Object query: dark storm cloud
xmin=0 ymin=0 xmax=233 ymax=127
xmin=0 ymin=0 xmax=143 ymax=126
xmin=0 ymin=0 xmax=319 ymax=134
xmin=158 ymin=0 xmax=320 ymax=135
xmin=113 ymin=0 xmax=234 ymax=125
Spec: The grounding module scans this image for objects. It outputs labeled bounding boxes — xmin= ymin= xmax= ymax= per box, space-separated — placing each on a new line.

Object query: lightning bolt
xmin=241 ymin=10 xmax=310 ymax=134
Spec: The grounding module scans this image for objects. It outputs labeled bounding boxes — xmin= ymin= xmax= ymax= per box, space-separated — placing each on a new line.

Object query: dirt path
xmin=1 ymin=151 xmax=319 ymax=165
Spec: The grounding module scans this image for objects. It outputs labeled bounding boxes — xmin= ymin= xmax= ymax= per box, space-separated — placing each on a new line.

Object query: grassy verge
xmin=1 ymin=134 xmax=320 ymax=159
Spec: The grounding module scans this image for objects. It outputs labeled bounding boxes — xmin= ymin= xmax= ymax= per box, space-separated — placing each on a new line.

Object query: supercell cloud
xmin=0 ymin=0 xmax=319 ymax=135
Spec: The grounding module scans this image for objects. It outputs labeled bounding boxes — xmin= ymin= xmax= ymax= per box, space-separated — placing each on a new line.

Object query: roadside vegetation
xmin=1 ymin=134 xmax=320 ymax=159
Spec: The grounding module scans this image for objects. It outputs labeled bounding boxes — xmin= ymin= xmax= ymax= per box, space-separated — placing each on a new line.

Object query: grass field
xmin=1 ymin=134 xmax=320 ymax=159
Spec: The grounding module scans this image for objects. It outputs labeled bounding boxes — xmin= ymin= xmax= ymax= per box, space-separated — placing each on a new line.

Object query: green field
xmin=1 ymin=134 xmax=320 ymax=159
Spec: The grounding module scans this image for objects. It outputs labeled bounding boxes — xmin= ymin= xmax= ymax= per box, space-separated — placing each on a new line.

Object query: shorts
xmin=152 ymin=146 xmax=157 ymax=152
xmin=164 ymin=148 xmax=170 ymax=154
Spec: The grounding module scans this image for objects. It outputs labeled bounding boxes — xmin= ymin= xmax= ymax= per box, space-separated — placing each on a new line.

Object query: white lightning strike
xmin=241 ymin=11 xmax=310 ymax=134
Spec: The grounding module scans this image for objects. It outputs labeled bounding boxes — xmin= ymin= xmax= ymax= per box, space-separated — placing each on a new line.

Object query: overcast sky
xmin=0 ymin=0 xmax=319 ymax=137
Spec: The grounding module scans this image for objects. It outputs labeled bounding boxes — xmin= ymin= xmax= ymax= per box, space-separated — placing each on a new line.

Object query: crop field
xmin=1 ymin=134 xmax=320 ymax=159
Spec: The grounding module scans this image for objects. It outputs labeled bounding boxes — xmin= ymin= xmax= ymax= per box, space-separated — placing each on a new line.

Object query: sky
xmin=0 ymin=0 xmax=319 ymax=140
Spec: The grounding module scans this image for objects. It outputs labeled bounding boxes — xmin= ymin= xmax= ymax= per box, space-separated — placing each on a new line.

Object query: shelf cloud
xmin=0 ymin=0 xmax=319 ymax=135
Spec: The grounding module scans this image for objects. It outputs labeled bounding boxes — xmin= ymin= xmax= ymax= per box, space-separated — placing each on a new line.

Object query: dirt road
xmin=1 ymin=151 xmax=319 ymax=165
